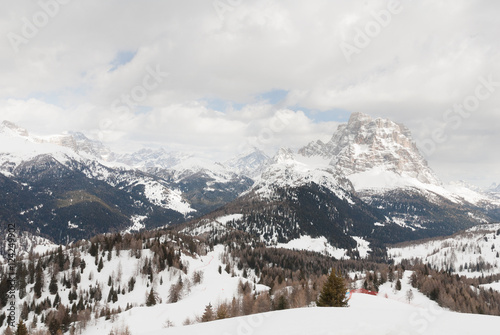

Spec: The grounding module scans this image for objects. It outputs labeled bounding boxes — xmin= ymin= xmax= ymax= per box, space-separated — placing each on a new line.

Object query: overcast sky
xmin=1 ymin=0 xmax=499 ymax=187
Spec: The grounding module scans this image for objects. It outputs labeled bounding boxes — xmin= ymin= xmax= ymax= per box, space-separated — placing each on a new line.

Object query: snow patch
xmin=352 ymin=236 xmax=371 ymax=258
xmin=125 ymin=215 xmax=148 ymax=233
xmin=276 ymin=235 xmax=348 ymax=259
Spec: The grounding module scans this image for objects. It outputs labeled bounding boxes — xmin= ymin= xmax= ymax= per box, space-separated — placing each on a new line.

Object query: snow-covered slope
xmin=0 ymin=121 xmax=198 ymax=242
xmin=0 ymin=233 xmax=270 ymax=335
xmin=0 ymin=231 xmax=58 ymax=263
xmin=76 ymin=244 xmax=268 ymax=335
xmin=252 ymin=147 xmax=354 ymax=203
xmin=224 ymin=147 xmax=271 ymax=178
xmin=199 ymin=112 xmax=498 ymax=250
xmin=0 ymin=121 xmax=86 ymax=174
xmin=143 ymin=290 xmax=500 ymax=335
xmin=297 ymin=112 xmax=498 ymax=208
xmin=389 ymin=223 xmax=500 ymax=278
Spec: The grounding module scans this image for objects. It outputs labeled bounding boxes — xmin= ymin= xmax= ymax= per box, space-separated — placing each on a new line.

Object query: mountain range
xmin=1 ymin=113 xmax=499 ymax=251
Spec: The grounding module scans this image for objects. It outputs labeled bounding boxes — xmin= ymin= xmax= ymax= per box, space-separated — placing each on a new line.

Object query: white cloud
xmin=0 ymin=0 xmax=499 ymax=186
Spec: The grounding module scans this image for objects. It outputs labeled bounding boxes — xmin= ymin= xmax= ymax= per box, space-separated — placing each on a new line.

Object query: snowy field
xmin=144 ymin=293 xmax=500 ymax=335
xmin=78 ymin=266 xmax=500 ymax=335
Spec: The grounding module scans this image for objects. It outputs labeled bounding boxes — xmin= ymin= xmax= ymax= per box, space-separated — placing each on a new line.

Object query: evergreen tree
xmin=89 ymin=242 xmax=98 ymax=257
xmin=201 ymin=303 xmax=214 ymax=322
xmin=107 ymin=287 xmax=115 ymax=303
xmin=275 ymin=295 xmax=289 ymax=310
xmin=128 ymin=277 xmax=136 ymax=292
xmin=15 ymin=320 xmax=28 ymax=335
xmin=49 ymin=275 xmax=58 ymax=295
xmin=53 ymin=293 xmax=60 ymax=308
xmin=80 ymin=259 xmax=86 ymax=274
xmin=396 ymin=279 xmax=402 ymax=291
xmin=4 ymin=326 xmax=13 ymax=335
xmin=317 ymin=269 xmax=348 ymax=307
xmin=98 ymin=257 xmax=104 ymax=272
xmin=146 ymin=289 xmax=157 ymax=306
xmin=57 ymin=246 xmax=65 ymax=271
xmin=34 ymin=263 xmax=43 ymax=299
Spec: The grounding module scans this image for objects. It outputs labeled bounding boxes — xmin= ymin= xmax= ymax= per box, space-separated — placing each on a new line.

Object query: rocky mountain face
xmin=299 ymin=112 xmax=439 ymax=184
xmin=183 ymin=113 xmax=500 ymax=252
xmin=1 ymin=114 xmax=498 ymax=250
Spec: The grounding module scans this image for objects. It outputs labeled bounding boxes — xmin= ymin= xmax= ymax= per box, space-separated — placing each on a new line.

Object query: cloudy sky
xmin=1 ymin=0 xmax=499 ymax=187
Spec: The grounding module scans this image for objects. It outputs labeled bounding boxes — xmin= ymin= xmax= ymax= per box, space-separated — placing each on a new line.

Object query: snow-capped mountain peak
xmin=112 ymin=148 xmax=194 ymax=170
xmin=273 ymin=147 xmax=295 ymax=163
xmin=224 ymin=147 xmax=270 ymax=178
xmin=0 ymin=120 xmax=30 ymax=137
xmin=39 ymin=131 xmax=111 ymax=160
xmin=299 ymin=112 xmax=440 ymax=186
xmin=0 ymin=120 xmax=29 ymax=137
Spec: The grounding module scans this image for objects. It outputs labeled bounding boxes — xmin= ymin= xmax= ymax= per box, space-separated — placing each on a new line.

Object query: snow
xmin=79 ymin=245 xmax=269 ymax=335
xmin=124 ymin=215 xmax=148 ymax=233
xmin=392 ymin=217 xmax=416 ymax=231
xmin=253 ymin=149 xmax=354 ymax=204
xmin=388 ymin=223 xmax=500 ymax=277
xmin=68 ymin=221 xmax=79 ymax=229
xmin=276 ymin=235 xmax=348 ymax=259
xmin=481 ymin=281 xmax=500 ymax=292
xmin=445 ymin=181 xmax=499 ymax=206
xmin=145 ymin=288 xmax=500 ymax=335
xmin=140 ymin=180 xmax=195 ymax=215
xmin=0 ymin=131 xmax=79 ymax=170
xmin=352 ymin=236 xmax=371 ymax=258
xmin=0 ymin=233 xmax=58 ymax=263
xmin=181 ymin=214 xmax=244 ymax=236
xmin=349 ymin=167 xmax=498 ymax=207
xmin=142 ymin=270 xmax=500 ymax=335
xmin=217 ymin=214 xmax=244 ymax=224
xmin=274 ymin=234 xmax=371 ymax=260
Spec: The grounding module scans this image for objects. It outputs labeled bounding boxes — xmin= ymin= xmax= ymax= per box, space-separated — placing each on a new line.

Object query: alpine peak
xmin=299 ymin=112 xmax=440 ymax=185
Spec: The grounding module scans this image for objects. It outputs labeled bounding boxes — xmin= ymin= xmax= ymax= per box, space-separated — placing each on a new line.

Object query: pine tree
xmin=275 ymin=295 xmax=289 ymax=310
xmin=317 ymin=269 xmax=348 ymax=307
xmin=80 ymin=259 xmax=86 ymax=274
xmin=202 ymin=303 xmax=214 ymax=322
xmin=107 ymin=287 xmax=114 ymax=303
xmin=396 ymin=279 xmax=402 ymax=291
xmin=34 ymin=263 xmax=43 ymax=299
xmin=15 ymin=320 xmax=28 ymax=335
xmin=57 ymin=246 xmax=65 ymax=271
xmin=98 ymin=257 xmax=104 ymax=272
xmin=53 ymin=292 xmax=60 ymax=308
xmin=49 ymin=275 xmax=58 ymax=295
xmin=146 ymin=289 xmax=157 ymax=306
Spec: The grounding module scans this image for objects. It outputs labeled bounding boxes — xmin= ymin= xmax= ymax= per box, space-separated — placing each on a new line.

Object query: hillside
xmin=144 ymin=293 xmax=500 ymax=335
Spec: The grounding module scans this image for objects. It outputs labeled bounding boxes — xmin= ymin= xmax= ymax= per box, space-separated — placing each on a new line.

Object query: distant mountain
xmin=299 ymin=112 xmax=439 ymax=185
xmin=487 ymin=183 xmax=500 ymax=195
xmin=182 ymin=113 xmax=500 ymax=253
xmin=224 ymin=148 xmax=271 ymax=178
xmin=111 ymin=148 xmax=191 ymax=170
xmin=2 ymin=115 xmax=499 ymax=248
xmin=0 ymin=121 xmax=260 ymax=244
